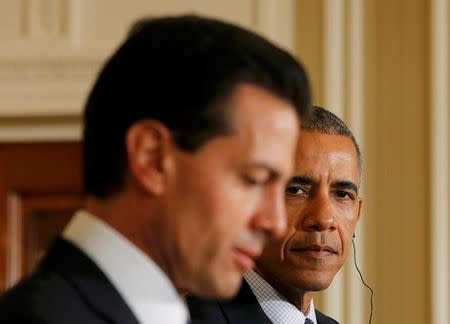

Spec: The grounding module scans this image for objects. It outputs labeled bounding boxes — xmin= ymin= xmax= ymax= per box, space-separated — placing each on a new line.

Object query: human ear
xmin=125 ymin=120 xmax=172 ymax=195
xmin=355 ymin=198 xmax=363 ymax=222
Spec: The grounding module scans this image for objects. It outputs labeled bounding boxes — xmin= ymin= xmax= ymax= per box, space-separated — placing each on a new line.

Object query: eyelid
xmin=243 ymin=175 xmax=263 ymax=185
xmin=333 ymin=189 xmax=356 ymax=200
xmin=286 ymin=181 xmax=310 ymax=188
xmin=285 ymin=183 xmax=309 ymax=195
xmin=243 ymin=172 xmax=271 ymax=185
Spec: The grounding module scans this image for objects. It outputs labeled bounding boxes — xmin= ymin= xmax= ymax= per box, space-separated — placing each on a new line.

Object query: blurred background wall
xmin=0 ymin=1 xmax=448 ymax=323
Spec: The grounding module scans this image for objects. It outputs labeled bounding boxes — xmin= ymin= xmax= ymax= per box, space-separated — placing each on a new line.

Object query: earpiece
xmin=352 ymin=236 xmax=374 ymax=324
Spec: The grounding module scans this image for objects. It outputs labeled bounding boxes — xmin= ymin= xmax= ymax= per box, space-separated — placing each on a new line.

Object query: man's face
xmin=256 ymin=131 xmax=362 ymax=292
xmin=164 ymin=83 xmax=300 ymax=298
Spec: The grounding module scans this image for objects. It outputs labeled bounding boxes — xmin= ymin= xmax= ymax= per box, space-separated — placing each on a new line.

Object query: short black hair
xmin=83 ymin=15 xmax=312 ymax=198
xmin=302 ymin=106 xmax=362 ymax=170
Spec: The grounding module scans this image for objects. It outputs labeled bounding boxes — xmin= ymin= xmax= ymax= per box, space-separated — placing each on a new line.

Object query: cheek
xmin=338 ymin=222 xmax=357 ymax=256
xmin=259 ymin=232 xmax=292 ymax=268
xmin=279 ymin=228 xmax=296 ymax=258
xmin=211 ymin=180 xmax=265 ymax=233
xmin=286 ymin=200 xmax=307 ymax=222
xmin=186 ymin=183 xmax=255 ymax=250
xmin=176 ymin=168 xmax=268 ymax=259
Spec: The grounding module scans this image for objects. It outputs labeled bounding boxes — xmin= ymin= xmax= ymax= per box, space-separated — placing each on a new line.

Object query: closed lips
xmin=290 ymin=244 xmax=337 ymax=254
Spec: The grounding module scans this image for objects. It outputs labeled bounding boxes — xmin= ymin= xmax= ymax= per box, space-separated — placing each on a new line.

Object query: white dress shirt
xmin=63 ymin=209 xmax=189 ymax=324
xmin=244 ymin=270 xmax=317 ymax=324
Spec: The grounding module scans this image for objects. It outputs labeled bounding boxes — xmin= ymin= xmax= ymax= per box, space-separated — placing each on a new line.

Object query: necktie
xmin=304 ymin=318 xmax=314 ymax=324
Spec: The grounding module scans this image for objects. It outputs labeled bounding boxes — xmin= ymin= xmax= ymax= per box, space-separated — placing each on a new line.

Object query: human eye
xmin=243 ymin=175 xmax=263 ymax=185
xmin=285 ymin=184 xmax=308 ymax=196
xmin=333 ymin=190 xmax=356 ymax=200
xmin=242 ymin=169 xmax=271 ymax=186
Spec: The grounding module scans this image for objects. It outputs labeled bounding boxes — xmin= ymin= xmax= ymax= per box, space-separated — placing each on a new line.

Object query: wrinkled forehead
xmin=294 ymin=131 xmax=361 ymax=183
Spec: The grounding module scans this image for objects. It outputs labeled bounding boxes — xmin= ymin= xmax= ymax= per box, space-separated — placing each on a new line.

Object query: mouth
xmin=289 ymin=244 xmax=337 ymax=258
xmin=232 ymin=246 xmax=261 ymax=272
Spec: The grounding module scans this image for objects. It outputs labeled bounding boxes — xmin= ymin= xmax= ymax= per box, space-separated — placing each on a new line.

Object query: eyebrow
xmin=247 ymin=162 xmax=281 ymax=181
xmin=288 ymin=176 xmax=359 ymax=194
xmin=288 ymin=176 xmax=314 ymax=186
xmin=332 ymin=180 xmax=359 ymax=194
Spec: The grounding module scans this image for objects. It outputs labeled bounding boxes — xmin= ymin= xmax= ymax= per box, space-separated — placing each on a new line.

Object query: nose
xmin=252 ymin=187 xmax=287 ymax=239
xmin=301 ymin=191 xmax=337 ymax=232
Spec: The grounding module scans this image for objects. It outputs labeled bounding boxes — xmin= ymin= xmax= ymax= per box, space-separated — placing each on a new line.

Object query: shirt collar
xmin=244 ymin=270 xmax=317 ymax=324
xmin=63 ymin=209 xmax=189 ymax=324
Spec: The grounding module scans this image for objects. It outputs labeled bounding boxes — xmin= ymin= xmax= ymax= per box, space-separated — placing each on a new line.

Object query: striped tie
xmin=304 ymin=318 xmax=314 ymax=324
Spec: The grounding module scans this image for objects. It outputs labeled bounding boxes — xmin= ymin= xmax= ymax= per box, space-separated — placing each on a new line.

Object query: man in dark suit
xmin=0 ymin=15 xmax=312 ymax=324
xmin=188 ymin=106 xmax=363 ymax=324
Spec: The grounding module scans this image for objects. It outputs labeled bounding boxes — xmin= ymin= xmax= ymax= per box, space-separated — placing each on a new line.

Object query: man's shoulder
xmin=187 ymin=280 xmax=272 ymax=324
xmin=0 ymin=267 xmax=99 ymax=323
xmin=0 ymin=238 xmax=127 ymax=324
xmin=0 ymin=237 xmax=143 ymax=324
xmin=315 ymin=309 xmax=339 ymax=324
xmin=187 ymin=295 xmax=228 ymax=324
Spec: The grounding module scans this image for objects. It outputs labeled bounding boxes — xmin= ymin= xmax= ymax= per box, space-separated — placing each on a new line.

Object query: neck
xmin=83 ymin=193 xmax=181 ymax=293
xmin=254 ymin=267 xmax=313 ymax=314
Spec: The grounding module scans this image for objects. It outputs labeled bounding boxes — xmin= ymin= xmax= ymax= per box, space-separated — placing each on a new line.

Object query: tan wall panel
xmin=0 ymin=0 xmax=273 ymax=141
xmin=73 ymin=0 xmax=256 ymax=55
xmin=294 ymin=0 xmax=324 ymax=105
xmin=0 ymin=1 xmax=22 ymax=39
xmin=364 ymin=0 xmax=431 ymax=322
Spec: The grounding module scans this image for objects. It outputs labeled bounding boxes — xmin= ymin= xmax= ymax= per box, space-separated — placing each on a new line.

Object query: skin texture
xmin=86 ymin=83 xmax=300 ymax=299
xmin=255 ymin=131 xmax=362 ymax=313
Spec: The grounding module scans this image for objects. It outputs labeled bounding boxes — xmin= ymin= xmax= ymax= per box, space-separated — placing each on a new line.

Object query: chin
xmin=192 ymin=272 xmax=243 ymax=299
xmin=215 ymin=273 xmax=244 ymax=299
xmin=296 ymin=274 xmax=334 ymax=292
xmin=301 ymin=280 xmax=333 ymax=292
xmin=283 ymin=268 xmax=333 ymax=292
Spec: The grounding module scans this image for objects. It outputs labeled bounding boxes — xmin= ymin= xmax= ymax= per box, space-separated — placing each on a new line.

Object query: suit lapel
xmin=315 ymin=309 xmax=339 ymax=324
xmin=219 ymin=280 xmax=338 ymax=324
xmin=219 ymin=280 xmax=272 ymax=324
xmin=40 ymin=238 xmax=140 ymax=324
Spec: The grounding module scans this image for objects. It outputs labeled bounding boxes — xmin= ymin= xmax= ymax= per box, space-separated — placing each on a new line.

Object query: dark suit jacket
xmin=0 ymin=238 xmax=140 ymax=324
xmin=187 ymin=280 xmax=338 ymax=324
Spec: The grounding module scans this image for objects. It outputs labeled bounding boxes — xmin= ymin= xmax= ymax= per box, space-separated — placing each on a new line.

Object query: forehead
xmin=226 ymin=83 xmax=299 ymax=132
xmin=294 ymin=131 xmax=360 ymax=183
xmin=227 ymin=83 xmax=299 ymax=147
xmin=208 ymin=83 xmax=300 ymax=172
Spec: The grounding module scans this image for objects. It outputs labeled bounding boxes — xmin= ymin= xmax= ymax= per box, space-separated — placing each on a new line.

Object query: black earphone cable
xmin=352 ymin=238 xmax=374 ymax=324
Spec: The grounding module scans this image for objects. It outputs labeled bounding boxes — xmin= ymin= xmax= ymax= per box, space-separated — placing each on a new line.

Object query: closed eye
xmin=242 ymin=174 xmax=267 ymax=186
xmin=242 ymin=167 xmax=277 ymax=186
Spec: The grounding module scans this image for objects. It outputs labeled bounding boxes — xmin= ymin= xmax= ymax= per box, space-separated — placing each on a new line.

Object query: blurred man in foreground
xmin=0 ymin=15 xmax=312 ymax=324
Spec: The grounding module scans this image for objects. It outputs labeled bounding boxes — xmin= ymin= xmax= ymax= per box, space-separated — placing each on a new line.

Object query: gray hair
xmin=302 ymin=106 xmax=362 ymax=171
